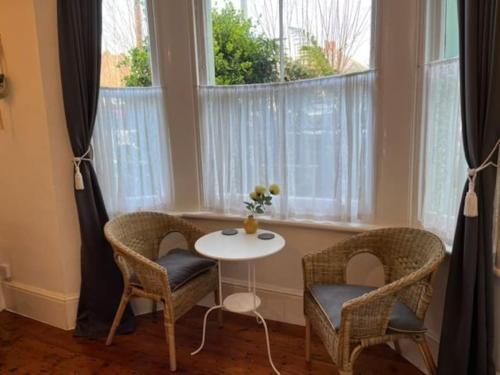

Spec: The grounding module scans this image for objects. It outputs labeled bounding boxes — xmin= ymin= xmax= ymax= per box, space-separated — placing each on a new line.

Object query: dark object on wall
xmin=57 ymin=0 xmax=135 ymax=338
xmin=437 ymin=1 xmax=500 ymax=374
xmin=0 ymin=74 xmax=7 ymax=99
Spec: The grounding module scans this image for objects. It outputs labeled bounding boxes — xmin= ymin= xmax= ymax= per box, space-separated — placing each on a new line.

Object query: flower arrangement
xmin=243 ymin=184 xmax=280 ymax=234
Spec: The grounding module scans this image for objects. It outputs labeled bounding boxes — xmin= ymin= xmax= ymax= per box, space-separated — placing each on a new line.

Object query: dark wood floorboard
xmin=0 ymin=306 xmax=423 ymax=374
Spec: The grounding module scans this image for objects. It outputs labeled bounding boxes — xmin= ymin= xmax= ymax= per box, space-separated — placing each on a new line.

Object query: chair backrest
xmin=104 ymin=212 xmax=205 ymax=295
xmin=344 ymin=228 xmax=445 ymax=318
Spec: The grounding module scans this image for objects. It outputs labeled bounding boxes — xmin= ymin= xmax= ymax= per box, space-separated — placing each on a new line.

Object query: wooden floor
xmin=0 ymin=306 xmax=422 ymax=374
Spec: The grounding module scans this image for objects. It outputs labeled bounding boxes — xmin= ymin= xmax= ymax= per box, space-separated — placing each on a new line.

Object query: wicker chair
xmin=303 ymin=228 xmax=445 ymax=375
xmin=104 ymin=212 xmax=220 ymax=372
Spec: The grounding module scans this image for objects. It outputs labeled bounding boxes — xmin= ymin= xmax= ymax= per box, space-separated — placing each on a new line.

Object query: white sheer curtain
xmin=199 ymin=71 xmax=376 ymax=222
xmin=93 ymin=87 xmax=173 ymax=216
xmin=420 ymin=58 xmax=467 ymax=244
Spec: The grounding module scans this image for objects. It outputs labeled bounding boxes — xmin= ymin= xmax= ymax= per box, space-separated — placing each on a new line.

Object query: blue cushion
xmin=310 ymin=284 xmax=426 ymax=333
xmin=132 ymin=249 xmax=216 ymax=291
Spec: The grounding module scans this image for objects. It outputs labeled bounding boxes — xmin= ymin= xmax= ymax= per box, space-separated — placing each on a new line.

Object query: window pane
xmin=101 ymin=0 xmax=152 ymax=87
xmin=206 ymin=0 xmax=373 ymax=85
xmin=94 ymin=87 xmax=173 ymax=215
xmin=420 ymin=0 xmax=465 ymax=245
xmin=425 ymin=0 xmax=458 ymax=62
xmin=283 ymin=0 xmax=372 ymax=80
xmin=95 ymin=0 xmax=173 ymax=215
xmin=199 ymin=71 xmax=376 ymax=221
xmin=421 ymin=59 xmax=466 ymax=244
xmin=209 ymin=0 xmax=280 ymax=84
xmin=443 ymin=0 xmax=459 ymax=59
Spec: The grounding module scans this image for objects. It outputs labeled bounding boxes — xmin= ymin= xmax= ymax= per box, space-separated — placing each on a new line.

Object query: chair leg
xmin=214 ymin=288 xmax=223 ymax=327
xmin=163 ymin=311 xmax=177 ymax=372
xmin=106 ymin=291 xmax=130 ymax=346
xmin=339 ymin=344 xmax=362 ymax=375
xmin=305 ymin=317 xmax=311 ymax=362
xmin=416 ymin=335 xmax=436 ymax=375
xmin=338 ymin=359 xmax=354 ymax=375
xmin=394 ymin=339 xmax=402 ymax=355
xmin=152 ymin=300 xmax=158 ymax=321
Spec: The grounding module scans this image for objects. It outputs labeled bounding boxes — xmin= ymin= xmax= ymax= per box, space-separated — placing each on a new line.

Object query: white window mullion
xmin=279 ymin=0 xmax=285 ymax=82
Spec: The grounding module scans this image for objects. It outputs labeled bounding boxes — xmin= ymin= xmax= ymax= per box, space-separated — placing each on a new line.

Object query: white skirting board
xmin=1 ymin=280 xmax=78 ymax=330
xmin=131 ymin=277 xmax=305 ymax=326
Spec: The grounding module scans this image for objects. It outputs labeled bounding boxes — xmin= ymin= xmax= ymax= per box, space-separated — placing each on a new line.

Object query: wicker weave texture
xmin=104 ymin=212 xmax=218 ymax=372
xmin=303 ymin=227 xmax=445 ymax=375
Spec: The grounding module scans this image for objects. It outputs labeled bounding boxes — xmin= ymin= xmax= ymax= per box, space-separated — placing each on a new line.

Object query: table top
xmin=195 ymin=228 xmax=285 ymax=261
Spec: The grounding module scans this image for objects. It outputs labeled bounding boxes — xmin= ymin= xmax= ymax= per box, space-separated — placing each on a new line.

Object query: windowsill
xmin=176 ymin=211 xmax=383 ymax=234
xmin=176 ymin=212 xmax=455 ymax=255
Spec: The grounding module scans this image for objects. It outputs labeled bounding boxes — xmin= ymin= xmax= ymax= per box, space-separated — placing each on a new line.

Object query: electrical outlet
xmin=0 ymin=263 xmax=12 ymax=281
xmin=0 ymin=74 xmax=6 ymax=98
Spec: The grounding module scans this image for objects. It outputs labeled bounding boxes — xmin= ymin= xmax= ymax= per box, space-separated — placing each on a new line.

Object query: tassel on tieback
xmin=74 ymin=164 xmax=84 ymax=190
xmin=463 ymin=139 xmax=500 ymax=218
xmin=464 ymin=171 xmax=478 ymax=217
xmin=73 ymin=147 xmax=92 ymax=191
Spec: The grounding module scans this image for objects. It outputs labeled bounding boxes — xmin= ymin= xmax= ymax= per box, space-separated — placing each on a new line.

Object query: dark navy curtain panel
xmin=437 ymin=1 xmax=499 ymax=374
xmin=57 ymin=0 xmax=135 ymax=338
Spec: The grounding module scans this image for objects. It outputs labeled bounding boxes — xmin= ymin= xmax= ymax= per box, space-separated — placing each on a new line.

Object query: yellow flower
xmin=269 ymin=184 xmax=280 ymax=195
xmin=249 ymin=191 xmax=258 ymax=201
xmin=255 ymin=185 xmax=266 ymax=195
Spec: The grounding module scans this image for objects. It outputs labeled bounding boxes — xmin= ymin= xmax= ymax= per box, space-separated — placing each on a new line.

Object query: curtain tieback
xmin=464 ymin=138 xmax=500 ymax=217
xmin=73 ymin=147 xmax=93 ymax=191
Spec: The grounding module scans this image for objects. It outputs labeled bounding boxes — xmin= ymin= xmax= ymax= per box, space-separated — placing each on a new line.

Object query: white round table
xmin=191 ymin=228 xmax=285 ymax=374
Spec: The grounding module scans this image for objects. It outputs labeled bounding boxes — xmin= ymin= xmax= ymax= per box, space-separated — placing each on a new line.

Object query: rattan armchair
xmin=104 ymin=212 xmax=220 ymax=372
xmin=303 ymin=228 xmax=445 ymax=375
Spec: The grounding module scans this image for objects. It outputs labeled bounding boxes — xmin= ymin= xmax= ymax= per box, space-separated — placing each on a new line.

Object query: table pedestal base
xmin=191 ymin=261 xmax=280 ymax=374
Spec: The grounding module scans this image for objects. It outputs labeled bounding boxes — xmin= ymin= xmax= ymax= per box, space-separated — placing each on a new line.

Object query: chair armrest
xmin=338 ymin=267 xmax=436 ymax=338
xmin=115 ymin=246 xmax=172 ymax=297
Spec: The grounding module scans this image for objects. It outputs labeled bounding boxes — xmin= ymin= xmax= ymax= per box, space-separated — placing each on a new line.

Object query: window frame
xmin=413 ymin=0 xmax=464 ymax=246
xmin=98 ymin=0 xmax=423 ymax=231
xmin=95 ymin=0 xmax=174 ymax=216
xmin=192 ymin=0 xmax=379 ymax=223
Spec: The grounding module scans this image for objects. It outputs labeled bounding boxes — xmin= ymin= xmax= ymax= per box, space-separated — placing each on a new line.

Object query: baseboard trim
xmin=1 ymin=280 xmax=78 ymax=330
xmin=221 ymin=276 xmax=302 ymax=297
xmin=133 ymin=277 xmax=305 ymax=325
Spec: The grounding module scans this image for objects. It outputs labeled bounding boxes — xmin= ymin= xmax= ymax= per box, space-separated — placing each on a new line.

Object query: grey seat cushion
xmin=131 ymin=248 xmax=216 ymax=291
xmin=310 ymin=284 xmax=426 ymax=333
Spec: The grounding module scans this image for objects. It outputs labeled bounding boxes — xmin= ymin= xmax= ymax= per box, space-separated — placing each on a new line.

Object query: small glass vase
xmin=243 ymin=215 xmax=258 ymax=234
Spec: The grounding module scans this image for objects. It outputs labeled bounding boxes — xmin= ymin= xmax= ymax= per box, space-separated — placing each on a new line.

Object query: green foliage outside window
xmin=212 ymin=4 xmax=334 ymax=84
xmin=212 ymin=4 xmax=279 ymax=84
xmin=117 ymin=44 xmax=152 ymax=87
xmin=116 ymin=4 xmax=336 ymax=87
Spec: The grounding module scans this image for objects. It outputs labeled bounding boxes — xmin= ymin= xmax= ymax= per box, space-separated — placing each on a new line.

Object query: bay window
xmin=418 ymin=0 xmax=466 ymax=244
xmin=90 ymin=0 xmax=464 ymax=241
xmin=196 ymin=0 xmax=376 ymax=222
xmin=93 ymin=0 xmax=173 ymax=216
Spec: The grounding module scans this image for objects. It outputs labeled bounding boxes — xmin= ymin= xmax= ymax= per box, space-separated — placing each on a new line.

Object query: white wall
xmin=0 ymin=0 xmax=80 ymax=329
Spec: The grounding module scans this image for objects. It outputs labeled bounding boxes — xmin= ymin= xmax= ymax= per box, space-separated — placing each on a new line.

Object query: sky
xmin=102 ymin=0 xmax=149 ymax=55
